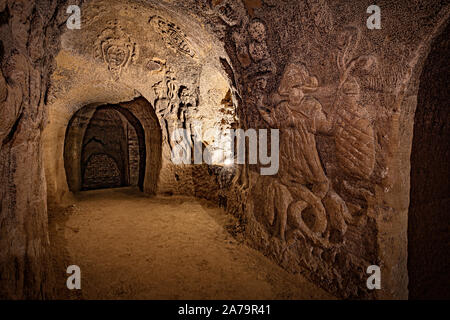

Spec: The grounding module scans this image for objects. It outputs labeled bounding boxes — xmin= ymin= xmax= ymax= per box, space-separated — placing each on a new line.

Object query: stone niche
xmin=0 ymin=0 xmax=449 ymax=300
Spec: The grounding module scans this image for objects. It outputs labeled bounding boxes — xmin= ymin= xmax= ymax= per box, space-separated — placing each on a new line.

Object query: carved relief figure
xmin=151 ymin=69 xmax=201 ymax=159
xmin=214 ymin=0 xmax=247 ymax=27
xmin=248 ymin=20 xmax=270 ymax=63
xmin=213 ymin=0 xmax=250 ymax=70
xmin=258 ymin=63 xmax=349 ymax=244
xmin=213 ymin=1 xmax=275 ymax=79
xmin=150 ymin=16 xmax=196 ymax=58
xmin=152 ymin=73 xmax=178 ymax=119
xmin=179 ymin=86 xmax=197 ymax=109
xmin=94 ymin=25 xmax=138 ymax=79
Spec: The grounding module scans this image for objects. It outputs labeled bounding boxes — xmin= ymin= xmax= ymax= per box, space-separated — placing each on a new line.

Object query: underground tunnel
xmin=0 ymin=0 xmax=449 ymax=302
xmin=64 ymin=102 xmax=153 ymax=192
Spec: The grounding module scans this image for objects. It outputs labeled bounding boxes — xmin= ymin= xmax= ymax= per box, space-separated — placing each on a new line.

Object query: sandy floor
xmin=50 ymin=187 xmax=333 ymax=300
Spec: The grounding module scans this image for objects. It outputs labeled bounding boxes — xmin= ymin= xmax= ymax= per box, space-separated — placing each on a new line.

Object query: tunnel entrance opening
xmin=78 ymin=105 xmax=146 ymax=191
xmin=64 ymin=100 xmax=155 ymax=194
xmin=408 ymin=22 xmax=450 ymax=300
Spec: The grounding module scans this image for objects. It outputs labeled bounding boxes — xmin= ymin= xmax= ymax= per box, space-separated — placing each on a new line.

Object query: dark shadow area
xmin=408 ymin=22 xmax=450 ymax=300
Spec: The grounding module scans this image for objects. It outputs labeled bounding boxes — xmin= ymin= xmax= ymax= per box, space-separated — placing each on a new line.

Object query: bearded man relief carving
xmin=257 ymin=63 xmax=350 ymax=246
xmin=255 ymin=27 xmax=378 ymax=247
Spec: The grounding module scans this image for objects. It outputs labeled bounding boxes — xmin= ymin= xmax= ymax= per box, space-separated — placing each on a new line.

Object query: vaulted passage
xmin=1 ymin=0 xmax=449 ymax=300
xmin=52 ymin=97 xmax=162 ymax=203
xmin=408 ymin=22 xmax=450 ymax=300
xmin=65 ymin=103 xmax=149 ymax=192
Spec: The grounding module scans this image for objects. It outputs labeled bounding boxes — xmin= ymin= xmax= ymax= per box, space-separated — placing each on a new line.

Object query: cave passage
xmin=50 ymin=187 xmax=333 ymax=299
xmin=64 ymin=103 xmax=148 ymax=192
xmin=82 ymin=106 xmax=143 ymax=190
xmin=408 ymin=22 xmax=450 ymax=300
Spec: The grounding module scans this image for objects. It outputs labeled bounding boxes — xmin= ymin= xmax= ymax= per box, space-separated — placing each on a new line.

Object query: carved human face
xmin=342 ymin=78 xmax=361 ymax=101
xmin=278 ymin=67 xmax=305 ymax=106
xmin=215 ymin=0 xmax=245 ymax=26
xmin=180 ymin=88 xmax=193 ymax=105
xmin=249 ymin=21 xmax=266 ymax=42
xmin=106 ymin=46 xmax=127 ymax=68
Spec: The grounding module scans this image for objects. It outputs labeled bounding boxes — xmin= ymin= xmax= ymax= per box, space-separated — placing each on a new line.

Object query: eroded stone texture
xmin=1 ymin=0 xmax=449 ymax=299
xmin=0 ymin=0 xmax=82 ymax=299
xmin=83 ymin=154 xmax=122 ymax=189
xmin=205 ymin=0 xmax=449 ymax=299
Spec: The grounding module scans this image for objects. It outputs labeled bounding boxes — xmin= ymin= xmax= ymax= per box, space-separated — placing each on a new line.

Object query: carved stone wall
xmin=0 ymin=0 xmax=449 ymax=299
xmin=0 ymin=0 xmax=82 ymax=299
xmin=206 ymin=0 xmax=450 ymax=299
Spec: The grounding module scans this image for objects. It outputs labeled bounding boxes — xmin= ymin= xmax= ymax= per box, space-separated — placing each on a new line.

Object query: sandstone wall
xmin=0 ymin=0 xmax=449 ymax=299
xmin=0 ymin=0 xmax=80 ymax=299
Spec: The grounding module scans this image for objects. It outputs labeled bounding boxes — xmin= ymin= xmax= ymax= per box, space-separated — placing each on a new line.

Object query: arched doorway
xmin=63 ymin=98 xmax=161 ymax=195
xmin=408 ymin=22 xmax=450 ymax=299
xmin=78 ymin=105 xmax=146 ymax=191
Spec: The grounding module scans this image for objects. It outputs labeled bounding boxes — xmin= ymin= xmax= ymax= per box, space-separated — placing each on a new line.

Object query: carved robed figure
xmin=257 ymin=63 xmax=349 ymax=245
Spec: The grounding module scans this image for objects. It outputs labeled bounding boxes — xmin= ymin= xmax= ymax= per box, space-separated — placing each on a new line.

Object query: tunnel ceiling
xmin=48 ymin=0 xmax=234 ymax=107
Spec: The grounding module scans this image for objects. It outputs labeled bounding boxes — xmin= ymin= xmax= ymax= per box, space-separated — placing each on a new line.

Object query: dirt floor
xmin=49 ymin=187 xmax=333 ymax=300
